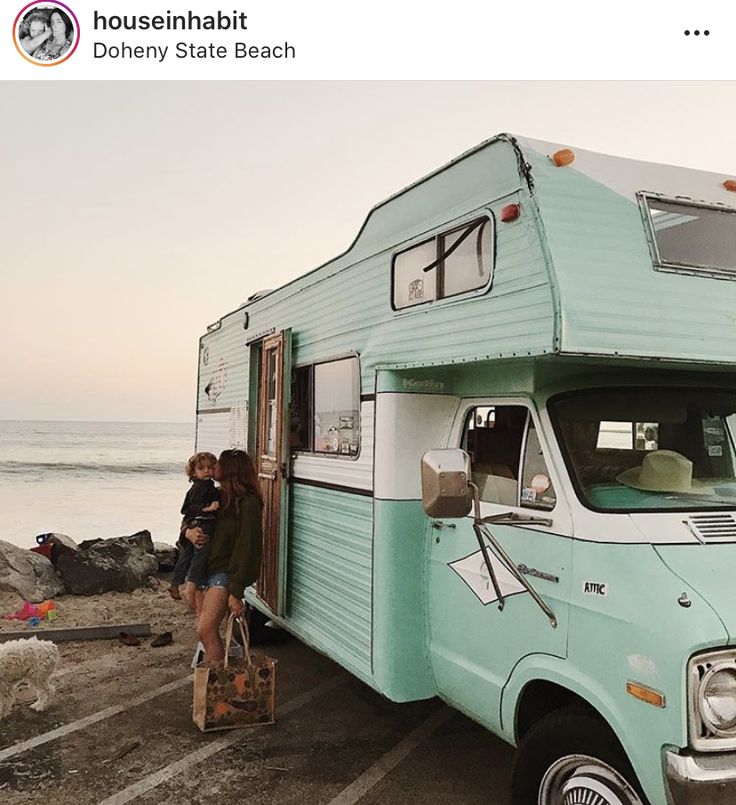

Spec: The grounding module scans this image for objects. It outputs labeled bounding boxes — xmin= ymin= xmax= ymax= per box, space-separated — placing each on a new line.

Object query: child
xmin=20 ymin=13 xmax=51 ymax=55
xmin=168 ymin=452 xmax=220 ymax=602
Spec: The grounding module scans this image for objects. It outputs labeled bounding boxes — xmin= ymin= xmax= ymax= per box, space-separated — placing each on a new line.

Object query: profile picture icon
xmin=14 ymin=2 xmax=79 ymax=65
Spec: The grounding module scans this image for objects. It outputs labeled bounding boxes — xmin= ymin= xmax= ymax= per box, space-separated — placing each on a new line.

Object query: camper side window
xmin=641 ymin=194 xmax=736 ymax=278
xmin=392 ymin=216 xmax=493 ymax=309
xmin=290 ymin=357 xmax=361 ymax=456
xmin=461 ymin=406 xmax=556 ymax=510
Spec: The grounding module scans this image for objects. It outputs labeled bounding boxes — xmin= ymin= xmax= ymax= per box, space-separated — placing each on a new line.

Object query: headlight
xmin=701 ymin=667 xmax=736 ymax=733
xmin=689 ymin=650 xmax=736 ymax=751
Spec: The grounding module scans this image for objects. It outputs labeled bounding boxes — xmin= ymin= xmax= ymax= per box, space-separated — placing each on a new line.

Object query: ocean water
xmin=0 ymin=421 xmax=195 ymax=549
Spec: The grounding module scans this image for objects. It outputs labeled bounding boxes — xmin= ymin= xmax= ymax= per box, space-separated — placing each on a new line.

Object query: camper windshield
xmin=549 ymin=388 xmax=736 ymax=512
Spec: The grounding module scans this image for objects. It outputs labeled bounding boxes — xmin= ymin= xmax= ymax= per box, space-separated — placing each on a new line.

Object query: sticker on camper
xmin=204 ymin=358 xmax=228 ymax=404
xmin=583 ymin=581 xmax=608 ymax=597
xmin=530 ymin=473 xmax=551 ymax=494
xmin=708 ymin=445 xmax=723 ymax=457
xmin=408 ymin=278 xmax=425 ymax=302
xmin=449 ymin=550 xmax=526 ymax=606
xmin=229 ymin=403 xmax=248 ymax=449
xmin=521 ymin=487 xmax=537 ymax=504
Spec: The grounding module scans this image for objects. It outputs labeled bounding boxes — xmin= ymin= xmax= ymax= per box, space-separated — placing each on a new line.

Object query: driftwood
xmin=0 ymin=622 xmax=151 ymax=643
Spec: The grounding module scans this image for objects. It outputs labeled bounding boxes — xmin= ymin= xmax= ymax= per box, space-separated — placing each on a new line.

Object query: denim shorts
xmin=197 ymin=571 xmax=230 ymax=591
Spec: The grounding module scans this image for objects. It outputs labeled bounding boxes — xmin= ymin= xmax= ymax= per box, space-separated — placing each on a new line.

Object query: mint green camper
xmin=195 ymin=134 xmax=736 ymax=804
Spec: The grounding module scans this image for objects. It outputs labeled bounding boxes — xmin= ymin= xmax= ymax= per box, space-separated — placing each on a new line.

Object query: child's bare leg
xmin=167 ymin=583 xmax=181 ymax=600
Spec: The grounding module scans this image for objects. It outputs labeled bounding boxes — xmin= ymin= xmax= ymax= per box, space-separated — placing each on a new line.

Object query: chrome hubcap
xmin=539 ymin=755 xmax=644 ymax=805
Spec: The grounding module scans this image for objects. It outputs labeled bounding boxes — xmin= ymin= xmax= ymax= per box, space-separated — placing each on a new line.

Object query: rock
xmin=0 ymin=539 xmax=65 ymax=602
xmin=77 ymin=538 xmax=103 ymax=551
xmin=77 ymin=530 xmax=152 ymax=553
xmin=43 ymin=533 xmax=79 ymax=552
xmin=53 ymin=531 xmax=159 ymax=596
xmin=126 ymin=530 xmax=155 ymax=555
xmin=153 ymin=542 xmax=178 ymax=572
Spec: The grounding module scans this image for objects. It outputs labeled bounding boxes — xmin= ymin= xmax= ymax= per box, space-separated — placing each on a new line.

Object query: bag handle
xmin=224 ymin=613 xmax=252 ymax=670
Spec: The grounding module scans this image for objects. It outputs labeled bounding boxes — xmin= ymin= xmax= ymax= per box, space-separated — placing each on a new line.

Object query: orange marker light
xmin=500 ymin=204 xmax=521 ymax=222
xmin=552 ymin=148 xmax=575 ymax=167
xmin=724 ymin=180 xmax=736 ymax=192
xmin=626 ymin=681 xmax=666 ymax=708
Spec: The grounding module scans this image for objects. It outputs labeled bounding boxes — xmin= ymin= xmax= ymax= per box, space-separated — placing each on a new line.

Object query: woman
xmin=186 ymin=449 xmax=263 ymax=664
xmin=32 ymin=9 xmax=73 ymax=62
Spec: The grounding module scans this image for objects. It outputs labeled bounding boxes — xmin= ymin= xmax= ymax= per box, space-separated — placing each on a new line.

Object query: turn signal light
xmin=500 ymin=204 xmax=521 ymax=222
xmin=626 ymin=681 xmax=666 ymax=708
xmin=724 ymin=180 xmax=736 ymax=192
xmin=552 ymin=148 xmax=575 ymax=167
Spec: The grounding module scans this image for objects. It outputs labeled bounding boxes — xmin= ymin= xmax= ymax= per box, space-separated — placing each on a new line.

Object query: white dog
xmin=0 ymin=637 xmax=59 ymax=720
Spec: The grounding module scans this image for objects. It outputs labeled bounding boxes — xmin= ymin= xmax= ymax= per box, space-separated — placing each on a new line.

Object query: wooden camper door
xmin=255 ymin=330 xmax=291 ymax=615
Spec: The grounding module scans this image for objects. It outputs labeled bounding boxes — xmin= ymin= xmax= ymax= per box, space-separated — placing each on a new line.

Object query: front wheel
xmin=511 ymin=708 xmax=648 ymax=805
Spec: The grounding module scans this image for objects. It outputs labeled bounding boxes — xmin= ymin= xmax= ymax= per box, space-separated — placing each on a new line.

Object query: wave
xmin=0 ymin=461 xmax=182 ymax=476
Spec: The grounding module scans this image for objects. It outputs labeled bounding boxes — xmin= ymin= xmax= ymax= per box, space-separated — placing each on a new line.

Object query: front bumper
xmin=665 ymin=748 xmax=736 ymax=804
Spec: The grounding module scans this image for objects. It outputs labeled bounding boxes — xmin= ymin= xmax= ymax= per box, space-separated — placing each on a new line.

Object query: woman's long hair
xmin=217 ymin=449 xmax=263 ymax=511
xmin=50 ymin=8 xmax=74 ymax=40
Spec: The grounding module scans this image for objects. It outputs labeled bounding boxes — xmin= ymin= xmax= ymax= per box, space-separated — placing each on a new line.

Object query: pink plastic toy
xmin=3 ymin=600 xmax=58 ymax=621
xmin=3 ymin=601 xmax=41 ymax=621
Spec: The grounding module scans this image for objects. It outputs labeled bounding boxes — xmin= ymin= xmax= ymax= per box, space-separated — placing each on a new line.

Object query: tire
xmin=511 ymin=707 xmax=648 ymax=805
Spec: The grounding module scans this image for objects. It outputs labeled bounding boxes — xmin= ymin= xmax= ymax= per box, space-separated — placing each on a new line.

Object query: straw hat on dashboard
xmin=616 ymin=450 xmax=714 ymax=494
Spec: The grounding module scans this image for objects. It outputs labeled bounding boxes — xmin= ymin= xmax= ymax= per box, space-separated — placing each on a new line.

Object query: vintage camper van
xmin=195 ymin=134 xmax=736 ymax=804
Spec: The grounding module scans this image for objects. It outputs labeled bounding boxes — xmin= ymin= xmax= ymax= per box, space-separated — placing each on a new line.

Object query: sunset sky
xmin=2 ymin=81 xmax=735 ymax=422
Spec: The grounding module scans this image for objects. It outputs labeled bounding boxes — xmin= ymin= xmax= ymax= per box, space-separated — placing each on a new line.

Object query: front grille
xmin=687 ymin=514 xmax=736 ymax=542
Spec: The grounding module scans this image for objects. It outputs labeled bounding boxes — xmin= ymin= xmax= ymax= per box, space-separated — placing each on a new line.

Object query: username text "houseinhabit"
xmin=93 ymin=10 xmax=249 ymax=31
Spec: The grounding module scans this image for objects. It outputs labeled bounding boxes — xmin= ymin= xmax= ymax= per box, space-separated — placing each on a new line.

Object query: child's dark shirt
xmin=181 ymin=478 xmax=220 ymax=522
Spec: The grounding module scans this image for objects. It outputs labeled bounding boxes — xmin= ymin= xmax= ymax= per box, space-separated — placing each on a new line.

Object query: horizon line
xmin=0 ymin=418 xmax=195 ymax=425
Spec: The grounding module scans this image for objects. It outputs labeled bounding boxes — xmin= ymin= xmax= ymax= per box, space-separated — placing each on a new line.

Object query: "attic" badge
xmin=583 ymin=581 xmax=608 ymax=596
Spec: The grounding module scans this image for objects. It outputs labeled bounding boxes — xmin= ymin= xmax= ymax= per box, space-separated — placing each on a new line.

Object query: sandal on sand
xmin=167 ymin=585 xmax=181 ymax=601
xmin=119 ymin=632 xmax=141 ymax=647
xmin=150 ymin=632 xmax=173 ymax=648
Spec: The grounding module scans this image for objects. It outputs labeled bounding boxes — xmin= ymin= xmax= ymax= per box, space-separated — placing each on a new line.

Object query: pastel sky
xmin=2 ymin=81 xmax=735 ymax=423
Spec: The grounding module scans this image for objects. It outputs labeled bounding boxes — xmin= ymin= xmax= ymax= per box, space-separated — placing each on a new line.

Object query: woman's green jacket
xmin=207 ymin=493 xmax=263 ymax=599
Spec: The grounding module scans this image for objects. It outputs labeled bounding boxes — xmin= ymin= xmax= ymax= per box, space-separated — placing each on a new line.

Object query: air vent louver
xmin=688 ymin=513 xmax=736 ymax=542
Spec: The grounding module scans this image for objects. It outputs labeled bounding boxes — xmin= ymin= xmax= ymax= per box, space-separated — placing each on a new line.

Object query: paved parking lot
xmin=1 ymin=633 xmax=515 ymax=805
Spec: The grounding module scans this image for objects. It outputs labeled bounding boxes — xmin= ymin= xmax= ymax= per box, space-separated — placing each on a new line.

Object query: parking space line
xmin=96 ymin=673 xmax=345 ymax=805
xmin=0 ymin=676 xmax=192 ymax=763
xmin=325 ymin=706 xmax=454 ymax=805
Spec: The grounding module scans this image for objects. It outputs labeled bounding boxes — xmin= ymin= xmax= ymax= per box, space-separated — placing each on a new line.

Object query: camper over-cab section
xmin=197 ymin=134 xmax=736 ymax=421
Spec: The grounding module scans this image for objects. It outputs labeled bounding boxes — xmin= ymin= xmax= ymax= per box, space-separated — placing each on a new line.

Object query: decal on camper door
xmin=448 ymin=550 xmax=526 ymax=606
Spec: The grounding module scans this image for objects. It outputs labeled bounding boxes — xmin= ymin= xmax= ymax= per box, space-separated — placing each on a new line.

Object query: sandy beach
xmin=0 ymin=583 xmax=192 ymax=636
xmin=0 ymin=581 xmax=198 ymax=706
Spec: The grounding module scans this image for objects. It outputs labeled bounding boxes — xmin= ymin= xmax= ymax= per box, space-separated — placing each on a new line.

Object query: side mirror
xmin=421 ymin=449 xmax=473 ymax=518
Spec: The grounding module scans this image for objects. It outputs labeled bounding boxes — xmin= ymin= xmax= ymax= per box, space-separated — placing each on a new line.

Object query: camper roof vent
xmin=687 ymin=513 xmax=736 ymax=542
xmin=246 ymin=289 xmax=274 ymax=302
